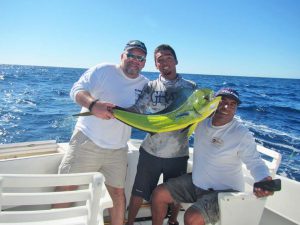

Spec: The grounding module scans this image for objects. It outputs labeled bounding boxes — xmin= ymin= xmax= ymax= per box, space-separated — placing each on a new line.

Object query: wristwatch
xmin=88 ymin=99 xmax=99 ymax=112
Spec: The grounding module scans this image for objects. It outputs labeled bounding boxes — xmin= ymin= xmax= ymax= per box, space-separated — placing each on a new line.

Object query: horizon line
xmin=0 ymin=63 xmax=299 ymax=80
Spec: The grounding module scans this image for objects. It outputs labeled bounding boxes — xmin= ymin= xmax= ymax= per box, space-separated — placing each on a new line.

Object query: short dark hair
xmin=154 ymin=44 xmax=178 ymax=62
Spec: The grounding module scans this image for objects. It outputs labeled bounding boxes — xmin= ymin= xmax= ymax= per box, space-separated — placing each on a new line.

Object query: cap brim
xmin=218 ymin=94 xmax=241 ymax=104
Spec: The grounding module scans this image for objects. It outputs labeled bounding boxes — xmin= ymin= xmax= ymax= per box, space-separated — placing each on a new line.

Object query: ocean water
xmin=0 ymin=64 xmax=299 ymax=181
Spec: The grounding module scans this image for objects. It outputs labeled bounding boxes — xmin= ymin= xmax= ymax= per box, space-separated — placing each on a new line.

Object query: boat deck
xmin=0 ymin=139 xmax=299 ymax=225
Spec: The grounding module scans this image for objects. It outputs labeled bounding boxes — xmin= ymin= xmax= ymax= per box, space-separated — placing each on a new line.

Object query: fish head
xmin=192 ymin=89 xmax=214 ymax=113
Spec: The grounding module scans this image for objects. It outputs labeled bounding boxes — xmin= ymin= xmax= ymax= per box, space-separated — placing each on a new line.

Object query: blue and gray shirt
xmin=131 ymin=74 xmax=197 ymax=158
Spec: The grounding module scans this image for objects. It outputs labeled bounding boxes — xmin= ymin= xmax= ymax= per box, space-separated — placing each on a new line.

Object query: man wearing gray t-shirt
xmin=127 ymin=44 xmax=197 ymax=225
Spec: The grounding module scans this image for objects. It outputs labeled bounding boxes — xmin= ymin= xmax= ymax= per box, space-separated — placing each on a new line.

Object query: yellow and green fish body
xmin=74 ymin=89 xmax=221 ymax=135
xmin=113 ymin=88 xmax=221 ymax=134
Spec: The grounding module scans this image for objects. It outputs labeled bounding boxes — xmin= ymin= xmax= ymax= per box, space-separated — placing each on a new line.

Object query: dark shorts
xmin=165 ymin=173 xmax=236 ymax=225
xmin=132 ymin=147 xmax=188 ymax=201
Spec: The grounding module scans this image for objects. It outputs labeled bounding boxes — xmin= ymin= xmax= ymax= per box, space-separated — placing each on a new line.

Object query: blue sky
xmin=1 ymin=0 xmax=299 ymax=78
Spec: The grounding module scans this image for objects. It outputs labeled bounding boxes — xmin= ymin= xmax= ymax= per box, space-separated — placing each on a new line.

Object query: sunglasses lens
xmin=126 ymin=53 xmax=145 ymax=62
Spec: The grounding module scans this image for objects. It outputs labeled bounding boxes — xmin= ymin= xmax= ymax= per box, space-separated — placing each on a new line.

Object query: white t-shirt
xmin=192 ymin=117 xmax=270 ymax=191
xmin=70 ymin=63 xmax=148 ymax=149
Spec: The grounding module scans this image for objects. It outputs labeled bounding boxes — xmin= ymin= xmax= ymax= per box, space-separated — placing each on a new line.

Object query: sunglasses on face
xmin=126 ymin=53 xmax=146 ymax=62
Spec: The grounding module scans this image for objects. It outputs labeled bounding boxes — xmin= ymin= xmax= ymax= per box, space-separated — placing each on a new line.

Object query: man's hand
xmin=75 ymin=91 xmax=115 ymax=120
xmin=253 ymin=176 xmax=274 ymax=198
xmin=90 ymin=101 xmax=115 ymax=119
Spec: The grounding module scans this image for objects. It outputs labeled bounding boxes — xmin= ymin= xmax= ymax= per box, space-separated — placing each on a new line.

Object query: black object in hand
xmin=254 ymin=179 xmax=281 ymax=192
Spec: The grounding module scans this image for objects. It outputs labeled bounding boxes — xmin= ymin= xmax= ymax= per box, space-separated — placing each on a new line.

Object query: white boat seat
xmin=183 ymin=145 xmax=282 ymax=225
xmin=218 ymin=145 xmax=281 ymax=225
xmin=0 ymin=172 xmax=113 ymax=225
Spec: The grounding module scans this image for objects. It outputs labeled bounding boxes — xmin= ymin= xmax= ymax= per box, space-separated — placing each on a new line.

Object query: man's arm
xmin=239 ymin=132 xmax=270 ymax=180
xmin=238 ymin=131 xmax=275 ymax=198
xmin=70 ymin=66 xmax=115 ymax=120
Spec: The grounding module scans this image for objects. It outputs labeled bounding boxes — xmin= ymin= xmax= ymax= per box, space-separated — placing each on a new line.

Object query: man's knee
xmin=106 ymin=185 xmax=125 ymax=202
xmin=184 ymin=207 xmax=205 ymax=225
xmin=152 ymin=184 xmax=172 ymax=204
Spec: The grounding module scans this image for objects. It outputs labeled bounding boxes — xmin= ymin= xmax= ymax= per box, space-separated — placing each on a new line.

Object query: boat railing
xmin=0 ymin=140 xmax=64 ymax=160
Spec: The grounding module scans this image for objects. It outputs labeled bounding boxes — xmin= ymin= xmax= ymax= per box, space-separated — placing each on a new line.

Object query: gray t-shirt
xmin=131 ymin=74 xmax=197 ymax=158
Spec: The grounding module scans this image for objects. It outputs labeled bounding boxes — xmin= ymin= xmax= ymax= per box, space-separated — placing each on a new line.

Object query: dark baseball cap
xmin=124 ymin=40 xmax=147 ymax=55
xmin=215 ymin=88 xmax=241 ymax=104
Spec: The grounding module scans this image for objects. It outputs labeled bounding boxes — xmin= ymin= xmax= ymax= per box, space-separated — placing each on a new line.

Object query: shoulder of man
xmin=92 ymin=62 xmax=116 ymax=70
xmin=84 ymin=63 xmax=118 ymax=76
xmin=178 ymin=75 xmax=197 ymax=88
xmin=231 ymin=118 xmax=252 ymax=136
